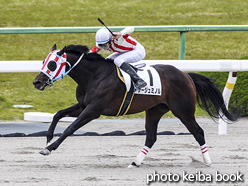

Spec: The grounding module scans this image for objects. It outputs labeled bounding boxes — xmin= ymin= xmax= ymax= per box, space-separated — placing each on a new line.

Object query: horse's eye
xmin=42 ymin=60 xmax=45 ymax=64
xmin=47 ymin=60 xmax=57 ymax=71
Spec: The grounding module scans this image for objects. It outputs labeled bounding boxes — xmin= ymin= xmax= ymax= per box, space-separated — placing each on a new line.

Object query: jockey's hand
xmin=112 ymin=32 xmax=121 ymax=40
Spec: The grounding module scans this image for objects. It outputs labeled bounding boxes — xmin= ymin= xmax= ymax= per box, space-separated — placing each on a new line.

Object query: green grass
xmin=1 ymin=0 xmax=248 ymax=120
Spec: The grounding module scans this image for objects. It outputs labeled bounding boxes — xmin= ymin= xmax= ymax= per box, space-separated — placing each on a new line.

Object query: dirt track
xmin=0 ymin=117 xmax=247 ymax=185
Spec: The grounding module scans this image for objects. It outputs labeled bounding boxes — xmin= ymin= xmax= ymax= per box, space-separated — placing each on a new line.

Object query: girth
xmin=115 ymin=66 xmax=134 ymax=116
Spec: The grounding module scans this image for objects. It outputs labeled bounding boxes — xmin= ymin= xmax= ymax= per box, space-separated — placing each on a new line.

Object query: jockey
xmin=90 ymin=27 xmax=147 ymax=90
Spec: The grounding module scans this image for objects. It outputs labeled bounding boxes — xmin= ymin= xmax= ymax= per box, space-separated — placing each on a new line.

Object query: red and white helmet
xmin=95 ymin=28 xmax=112 ymax=44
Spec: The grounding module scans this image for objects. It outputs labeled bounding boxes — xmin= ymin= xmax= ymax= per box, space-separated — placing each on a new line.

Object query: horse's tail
xmin=188 ymin=73 xmax=241 ymax=122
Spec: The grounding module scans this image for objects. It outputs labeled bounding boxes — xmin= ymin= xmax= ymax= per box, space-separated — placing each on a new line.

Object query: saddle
xmin=115 ymin=63 xmax=162 ymax=117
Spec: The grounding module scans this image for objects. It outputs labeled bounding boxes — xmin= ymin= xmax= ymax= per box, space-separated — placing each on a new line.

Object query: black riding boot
xmin=120 ymin=62 xmax=147 ymax=90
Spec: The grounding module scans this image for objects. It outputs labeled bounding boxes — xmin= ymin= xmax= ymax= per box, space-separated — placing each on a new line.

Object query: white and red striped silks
xmin=91 ymin=27 xmax=138 ymax=53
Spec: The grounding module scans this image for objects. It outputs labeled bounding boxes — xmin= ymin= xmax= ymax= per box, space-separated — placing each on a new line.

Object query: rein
xmin=47 ymin=52 xmax=85 ymax=86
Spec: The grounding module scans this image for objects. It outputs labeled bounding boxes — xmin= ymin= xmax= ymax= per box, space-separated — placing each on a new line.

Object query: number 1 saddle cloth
xmin=115 ymin=64 xmax=162 ymax=116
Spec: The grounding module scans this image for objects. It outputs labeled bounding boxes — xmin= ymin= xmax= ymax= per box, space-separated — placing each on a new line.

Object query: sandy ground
xmin=0 ymin=117 xmax=247 ymax=186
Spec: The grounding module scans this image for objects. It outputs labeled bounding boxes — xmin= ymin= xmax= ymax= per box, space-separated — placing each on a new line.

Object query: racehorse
xmin=33 ymin=44 xmax=240 ymax=168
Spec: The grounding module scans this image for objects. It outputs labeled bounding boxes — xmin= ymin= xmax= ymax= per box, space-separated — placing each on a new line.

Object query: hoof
xmin=39 ymin=148 xmax=51 ymax=156
xmin=203 ymin=158 xmax=212 ymax=167
xmin=127 ymin=162 xmax=139 ymax=168
xmin=204 ymin=162 xmax=211 ymax=167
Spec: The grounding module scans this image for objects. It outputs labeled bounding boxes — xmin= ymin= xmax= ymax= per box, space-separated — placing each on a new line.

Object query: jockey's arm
xmin=121 ymin=26 xmax=135 ymax=35
xmin=90 ymin=45 xmax=101 ymax=53
xmin=112 ymin=26 xmax=135 ymax=40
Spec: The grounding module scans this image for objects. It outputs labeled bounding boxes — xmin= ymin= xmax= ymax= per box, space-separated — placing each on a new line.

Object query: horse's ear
xmin=57 ymin=46 xmax=67 ymax=56
xmin=52 ymin=44 xmax=57 ymax=51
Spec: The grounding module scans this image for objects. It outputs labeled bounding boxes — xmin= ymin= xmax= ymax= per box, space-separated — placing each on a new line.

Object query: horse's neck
xmin=67 ymin=55 xmax=98 ymax=85
xmin=67 ymin=53 xmax=116 ymax=88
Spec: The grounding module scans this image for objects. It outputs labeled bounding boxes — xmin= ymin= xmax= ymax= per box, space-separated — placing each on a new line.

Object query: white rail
xmin=1 ymin=60 xmax=248 ymax=72
xmin=0 ymin=61 xmax=42 ymax=72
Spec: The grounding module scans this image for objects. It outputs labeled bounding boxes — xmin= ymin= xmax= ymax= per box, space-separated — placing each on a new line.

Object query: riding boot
xmin=120 ymin=62 xmax=147 ymax=90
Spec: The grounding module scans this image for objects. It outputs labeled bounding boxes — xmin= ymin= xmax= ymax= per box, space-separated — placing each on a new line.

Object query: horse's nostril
xmin=33 ymin=80 xmax=41 ymax=86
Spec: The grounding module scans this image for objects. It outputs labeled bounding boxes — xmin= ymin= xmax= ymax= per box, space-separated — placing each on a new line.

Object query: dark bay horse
xmin=33 ymin=44 xmax=240 ymax=167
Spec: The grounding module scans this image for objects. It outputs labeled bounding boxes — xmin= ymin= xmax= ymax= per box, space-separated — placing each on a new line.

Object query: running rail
xmin=1 ymin=60 xmax=248 ymax=72
xmin=1 ymin=25 xmax=248 ymax=60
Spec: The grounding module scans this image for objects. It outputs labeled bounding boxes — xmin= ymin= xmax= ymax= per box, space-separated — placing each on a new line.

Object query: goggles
xmin=98 ymin=41 xmax=111 ymax=48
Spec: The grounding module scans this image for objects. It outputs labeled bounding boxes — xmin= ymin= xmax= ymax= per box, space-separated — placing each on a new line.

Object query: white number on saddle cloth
xmin=41 ymin=50 xmax=67 ymax=80
xmin=120 ymin=66 xmax=162 ymax=96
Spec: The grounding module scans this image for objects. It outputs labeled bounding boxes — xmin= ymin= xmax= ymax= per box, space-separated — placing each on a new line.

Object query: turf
xmin=1 ymin=0 xmax=248 ymax=120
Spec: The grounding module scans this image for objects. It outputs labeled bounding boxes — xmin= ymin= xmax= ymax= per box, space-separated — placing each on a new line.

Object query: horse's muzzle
xmin=33 ymin=79 xmax=47 ymax=91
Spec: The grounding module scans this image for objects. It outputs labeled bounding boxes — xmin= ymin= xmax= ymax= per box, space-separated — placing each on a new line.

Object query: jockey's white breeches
xmin=106 ymin=42 xmax=146 ymax=67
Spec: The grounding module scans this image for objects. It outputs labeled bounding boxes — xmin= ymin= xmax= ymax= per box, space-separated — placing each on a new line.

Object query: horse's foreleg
xmin=40 ymin=104 xmax=100 ymax=155
xmin=46 ymin=103 xmax=83 ymax=144
xmin=128 ymin=104 xmax=169 ymax=168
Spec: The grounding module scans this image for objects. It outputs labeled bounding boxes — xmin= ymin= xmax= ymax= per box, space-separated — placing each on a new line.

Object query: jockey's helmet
xmin=95 ymin=28 xmax=112 ymax=44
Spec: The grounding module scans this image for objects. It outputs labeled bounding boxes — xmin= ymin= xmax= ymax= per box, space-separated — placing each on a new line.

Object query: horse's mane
xmin=65 ymin=45 xmax=113 ymax=64
xmin=65 ymin=45 xmax=89 ymax=55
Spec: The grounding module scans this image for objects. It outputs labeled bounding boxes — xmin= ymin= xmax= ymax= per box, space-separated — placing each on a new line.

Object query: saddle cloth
xmin=120 ymin=65 xmax=162 ymax=96
xmin=115 ymin=64 xmax=162 ymax=117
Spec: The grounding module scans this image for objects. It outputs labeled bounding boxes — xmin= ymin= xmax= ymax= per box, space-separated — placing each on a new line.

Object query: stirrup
xmin=134 ymin=79 xmax=147 ymax=90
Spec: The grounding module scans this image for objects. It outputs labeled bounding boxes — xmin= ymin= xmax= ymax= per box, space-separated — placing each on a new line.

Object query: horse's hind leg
xmin=128 ymin=104 xmax=169 ymax=168
xmin=170 ymin=103 xmax=211 ymax=166
xmin=182 ymin=117 xmax=211 ymax=166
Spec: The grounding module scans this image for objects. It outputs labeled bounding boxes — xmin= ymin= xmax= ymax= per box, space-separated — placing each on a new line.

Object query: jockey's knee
xmin=114 ymin=59 xmax=125 ymax=67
